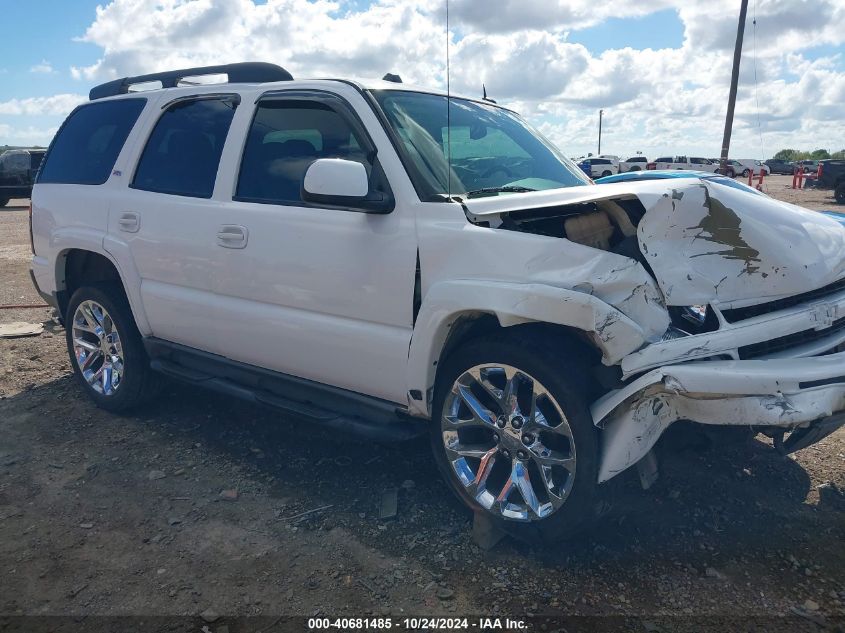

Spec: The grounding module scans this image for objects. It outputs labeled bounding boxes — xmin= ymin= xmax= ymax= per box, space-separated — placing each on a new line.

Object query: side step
xmin=148 ymin=352 xmax=425 ymax=442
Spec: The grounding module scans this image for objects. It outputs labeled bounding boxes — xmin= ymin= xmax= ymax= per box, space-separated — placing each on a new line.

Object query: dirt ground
xmin=1 ymin=184 xmax=844 ymax=632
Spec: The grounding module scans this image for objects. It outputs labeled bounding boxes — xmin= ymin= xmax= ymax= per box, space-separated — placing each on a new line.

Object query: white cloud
xmin=0 ymin=123 xmax=58 ymax=145
xmin=4 ymin=0 xmax=845 ymax=155
xmin=0 ymin=94 xmax=86 ymax=116
xmin=30 ymin=60 xmax=57 ymax=74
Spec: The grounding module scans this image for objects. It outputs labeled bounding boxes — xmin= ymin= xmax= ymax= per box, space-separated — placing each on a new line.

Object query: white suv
xmin=29 ymin=63 xmax=845 ymax=542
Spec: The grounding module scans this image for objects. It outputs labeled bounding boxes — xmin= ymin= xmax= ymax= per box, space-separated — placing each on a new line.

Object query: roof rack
xmin=89 ymin=62 xmax=293 ymax=101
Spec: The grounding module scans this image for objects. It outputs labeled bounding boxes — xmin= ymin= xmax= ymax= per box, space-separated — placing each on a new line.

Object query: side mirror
xmin=302 ymin=158 xmax=393 ymax=213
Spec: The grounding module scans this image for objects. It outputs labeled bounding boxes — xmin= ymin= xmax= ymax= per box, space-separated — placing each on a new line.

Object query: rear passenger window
xmin=236 ymin=100 xmax=370 ymax=204
xmin=133 ymin=96 xmax=238 ymax=199
xmin=38 ymin=99 xmax=146 ymax=185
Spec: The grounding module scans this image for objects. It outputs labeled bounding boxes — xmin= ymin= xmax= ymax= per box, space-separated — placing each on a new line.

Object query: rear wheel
xmin=0 ymin=197 xmax=9 ymax=207
xmin=65 ymin=283 xmax=160 ymax=411
xmin=835 ymin=183 xmax=845 ymax=205
xmin=601 ymin=170 xmax=612 ymax=177
xmin=742 ymin=169 xmax=751 ymax=177
xmin=431 ymin=334 xmax=599 ymax=543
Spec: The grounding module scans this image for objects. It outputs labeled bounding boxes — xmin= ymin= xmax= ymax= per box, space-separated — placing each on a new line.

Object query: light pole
xmin=598 ymin=109 xmax=604 ymax=155
xmin=719 ymin=0 xmax=749 ymax=175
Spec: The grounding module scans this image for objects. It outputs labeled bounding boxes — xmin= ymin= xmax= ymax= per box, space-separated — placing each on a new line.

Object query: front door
xmin=210 ymin=91 xmax=417 ymax=404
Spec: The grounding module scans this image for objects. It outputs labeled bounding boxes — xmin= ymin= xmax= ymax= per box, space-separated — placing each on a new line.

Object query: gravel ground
xmin=1 ymin=187 xmax=844 ymax=631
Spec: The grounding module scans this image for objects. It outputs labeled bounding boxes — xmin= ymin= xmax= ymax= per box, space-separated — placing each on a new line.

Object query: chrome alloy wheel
xmin=71 ymin=300 xmax=124 ymax=395
xmin=441 ymin=364 xmax=576 ymax=521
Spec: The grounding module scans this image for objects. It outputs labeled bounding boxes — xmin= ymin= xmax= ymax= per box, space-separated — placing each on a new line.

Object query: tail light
xmin=818 ymin=163 xmax=824 ymax=179
xmin=28 ymin=201 xmax=35 ymax=254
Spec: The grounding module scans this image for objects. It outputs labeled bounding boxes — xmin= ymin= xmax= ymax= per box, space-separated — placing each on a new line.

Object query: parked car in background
xmin=797 ymin=159 xmax=820 ymax=174
xmin=577 ymin=157 xmax=618 ymax=178
xmin=765 ymin=158 xmax=795 ymax=175
xmin=619 ymin=156 xmax=649 ymax=172
xmin=653 ymin=156 xmax=718 ymax=173
xmin=709 ymin=159 xmax=744 ymax=178
xmin=735 ymin=159 xmax=770 ymax=177
xmin=0 ymin=148 xmax=45 ymax=206
xmin=817 ymin=159 xmax=845 ymax=204
xmin=595 ymin=169 xmax=765 ymax=196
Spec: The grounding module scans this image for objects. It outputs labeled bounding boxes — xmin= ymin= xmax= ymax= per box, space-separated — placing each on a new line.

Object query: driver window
xmin=236 ymin=100 xmax=371 ymax=205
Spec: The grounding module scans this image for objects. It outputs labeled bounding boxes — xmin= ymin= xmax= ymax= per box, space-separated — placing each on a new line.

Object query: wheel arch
xmin=56 ymin=247 xmax=150 ymax=334
xmin=406 ymin=280 xmax=647 ymax=418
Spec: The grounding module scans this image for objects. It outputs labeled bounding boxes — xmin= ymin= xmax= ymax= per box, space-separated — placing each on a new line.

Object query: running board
xmin=146 ymin=342 xmax=425 ymax=442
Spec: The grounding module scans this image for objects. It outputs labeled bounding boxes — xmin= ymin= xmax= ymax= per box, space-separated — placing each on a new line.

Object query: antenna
xmin=446 ymin=0 xmax=452 ymax=201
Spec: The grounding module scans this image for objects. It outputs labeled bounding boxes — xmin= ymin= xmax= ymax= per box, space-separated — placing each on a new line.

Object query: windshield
xmin=370 ymin=90 xmax=590 ymax=200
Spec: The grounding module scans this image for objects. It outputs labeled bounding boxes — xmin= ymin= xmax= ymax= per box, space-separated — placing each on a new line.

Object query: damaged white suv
xmin=30 ymin=63 xmax=845 ymax=541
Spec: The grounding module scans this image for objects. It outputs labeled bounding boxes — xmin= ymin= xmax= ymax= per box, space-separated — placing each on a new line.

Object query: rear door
xmin=209 ymin=90 xmax=417 ymax=404
xmin=106 ymin=94 xmax=239 ymax=353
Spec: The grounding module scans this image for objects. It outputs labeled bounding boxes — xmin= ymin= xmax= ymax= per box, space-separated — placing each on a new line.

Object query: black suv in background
xmin=817 ymin=159 xmax=845 ymax=204
xmin=764 ymin=158 xmax=795 ymax=175
xmin=0 ymin=148 xmax=45 ymax=206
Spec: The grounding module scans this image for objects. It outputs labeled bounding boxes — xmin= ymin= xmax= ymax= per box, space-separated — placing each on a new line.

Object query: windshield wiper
xmin=464 ymin=185 xmax=536 ymax=199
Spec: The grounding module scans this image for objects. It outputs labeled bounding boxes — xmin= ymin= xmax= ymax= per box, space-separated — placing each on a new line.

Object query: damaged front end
xmin=461 ymin=179 xmax=845 ymax=482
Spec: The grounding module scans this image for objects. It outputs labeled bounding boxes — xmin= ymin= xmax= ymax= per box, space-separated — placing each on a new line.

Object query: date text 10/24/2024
xmin=307 ymin=617 xmax=528 ymax=630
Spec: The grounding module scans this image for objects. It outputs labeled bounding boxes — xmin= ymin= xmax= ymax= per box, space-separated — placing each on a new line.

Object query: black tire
xmin=601 ymin=170 xmax=612 ymax=177
xmin=727 ymin=168 xmax=736 ymax=178
xmin=742 ymin=169 xmax=751 ymax=178
xmin=835 ymin=183 xmax=845 ymax=205
xmin=65 ymin=282 xmax=160 ymax=412
xmin=0 ymin=197 xmax=9 ymax=207
xmin=430 ymin=332 xmax=599 ymax=544
xmin=630 ymin=166 xmax=641 ymax=172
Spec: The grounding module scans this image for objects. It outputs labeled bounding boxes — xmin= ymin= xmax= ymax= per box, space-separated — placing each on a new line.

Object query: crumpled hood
xmin=635 ymin=181 xmax=845 ymax=307
xmin=462 ymin=179 xmax=845 ymax=308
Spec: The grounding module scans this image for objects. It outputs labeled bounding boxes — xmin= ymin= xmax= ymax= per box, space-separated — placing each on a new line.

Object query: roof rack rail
xmin=89 ymin=62 xmax=293 ymax=101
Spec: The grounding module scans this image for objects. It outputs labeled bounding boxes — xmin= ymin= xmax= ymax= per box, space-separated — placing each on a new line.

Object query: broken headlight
xmin=667 ymin=304 xmax=718 ymax=335
xmin=680 ymin=304 xmax=707 ymax=327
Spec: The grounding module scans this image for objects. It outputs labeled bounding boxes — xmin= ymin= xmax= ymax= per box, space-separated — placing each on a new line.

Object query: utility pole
xmin=719 ymin=0 xmax=749 ymax=175
xmin=598 ymin=109 xmax=604 ymax=155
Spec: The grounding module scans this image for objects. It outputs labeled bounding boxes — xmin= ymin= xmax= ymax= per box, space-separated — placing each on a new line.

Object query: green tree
xmin=810 ymin=149 xmax=831 ymax=160
xmin=773 ymin=149 xmax=801 ymax=161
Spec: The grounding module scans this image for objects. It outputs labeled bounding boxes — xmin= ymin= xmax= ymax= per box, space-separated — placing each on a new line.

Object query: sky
xmin=0 ymin=0 xmax=843 ymax=159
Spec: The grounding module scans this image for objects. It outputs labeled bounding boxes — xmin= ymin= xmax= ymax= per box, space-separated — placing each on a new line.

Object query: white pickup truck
xmin=618 ymin=156 xmax=649 ymax=173
xmin=653 ymin=155 xmax=719 ymax=172
xmin=29 ymin=63 xmax=845 ymax=543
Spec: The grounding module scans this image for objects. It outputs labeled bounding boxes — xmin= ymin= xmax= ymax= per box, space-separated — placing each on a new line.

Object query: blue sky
xmin=1 ymin=0 xmax=843 ymax=157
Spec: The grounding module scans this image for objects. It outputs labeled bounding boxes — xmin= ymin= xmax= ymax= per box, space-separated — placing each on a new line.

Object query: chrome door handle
xmin=118 ymin=212 xmax=140 ymax=233
xmin=216 ymin=224 xmax=248 ymax=249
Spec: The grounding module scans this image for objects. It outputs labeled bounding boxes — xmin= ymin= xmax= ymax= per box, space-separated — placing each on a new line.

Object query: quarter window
xmin=37 ymin=99 xmax=146 ymax=185
xmin=133 ymin=96 xmax=238 ymax=199
xmin=236 ymin=100 xmax=370 ymax=204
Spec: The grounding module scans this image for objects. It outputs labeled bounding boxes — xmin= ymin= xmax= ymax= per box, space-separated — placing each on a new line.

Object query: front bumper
xmin=593 ymin=351 xmax=845 ymax=482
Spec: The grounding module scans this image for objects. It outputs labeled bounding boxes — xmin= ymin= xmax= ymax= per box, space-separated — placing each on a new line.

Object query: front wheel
xmin=65 ymin=283 xmax=160 ymax=412
xmin=742 ymin=169 xmax=751 ymax=177
xmin=0 ymin=197 xmax=9 ymax=208
xmin=601 ymin=170 xmax=612 ymax=177
xmin=431 ymin=334 xmax=599 ymax=543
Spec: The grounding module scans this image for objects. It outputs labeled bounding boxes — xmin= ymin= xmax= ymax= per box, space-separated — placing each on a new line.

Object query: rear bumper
xmin=593 ymin=352 xmax=845 ymax=482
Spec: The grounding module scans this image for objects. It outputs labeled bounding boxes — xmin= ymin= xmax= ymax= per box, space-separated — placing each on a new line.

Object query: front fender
xmin=406 ymin=279 xmax=650 ymax=417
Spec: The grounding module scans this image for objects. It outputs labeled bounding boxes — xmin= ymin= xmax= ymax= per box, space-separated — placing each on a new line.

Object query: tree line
xmin=773 ymin=148 xmax=845 ymax=161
